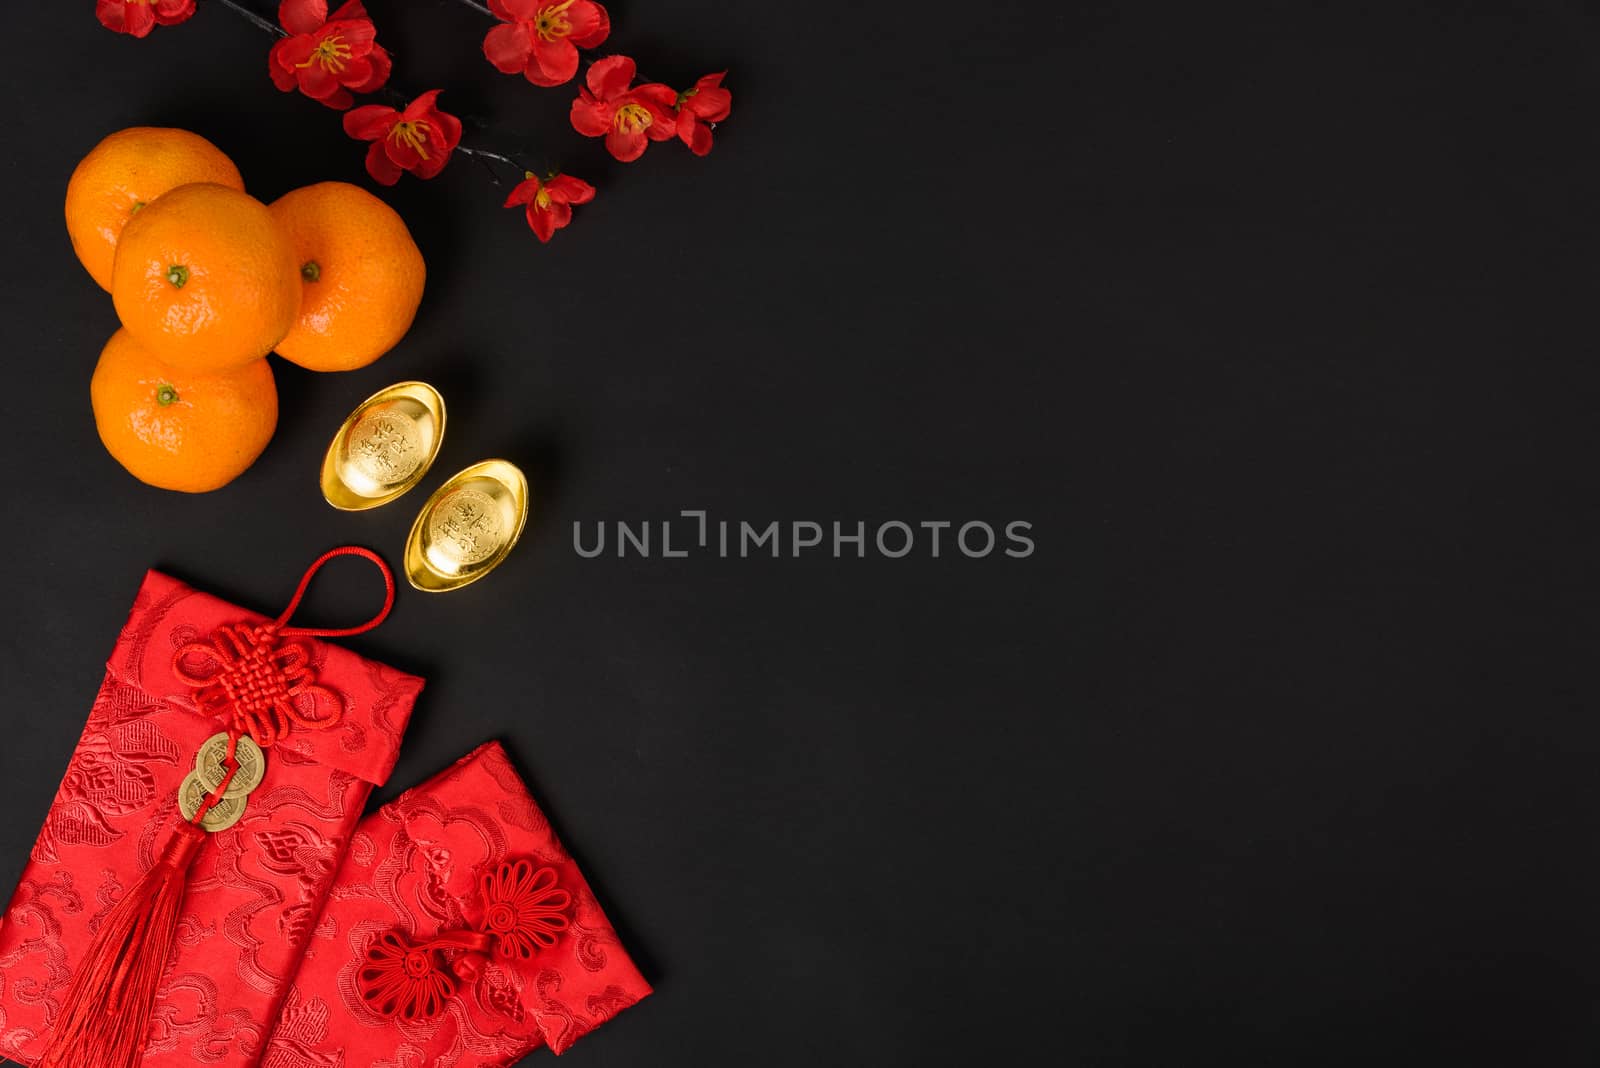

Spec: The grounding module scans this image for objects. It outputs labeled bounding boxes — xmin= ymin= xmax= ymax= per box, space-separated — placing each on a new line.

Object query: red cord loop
xmin=274 ymin=545 xmax=397 ymax=638
xmin=172 ymin=547 xmax=395 ymax=748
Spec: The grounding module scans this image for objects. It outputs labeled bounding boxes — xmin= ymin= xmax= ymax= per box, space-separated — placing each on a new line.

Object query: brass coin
xmin=195 ymin=732 xmax=266 ymax=798
xmin=178 ymin=771 xmax=246 ymax=832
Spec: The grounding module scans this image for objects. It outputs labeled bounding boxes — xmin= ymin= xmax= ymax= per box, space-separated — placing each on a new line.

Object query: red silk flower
xmin=343 ymin=89 xmax=462 ymax=185
xmin=269 ymin=0 xmax=392 ymax=110
xmin=570 ymin=56 xmax=678 ymax=163
xmin=95 ymin=0 xmax=194 ymax=37
xmin=484 ymin=0 xmax=610 ymax=87
xmin=675 ymin=72 xmax=732 ymax=156
xmin=504 ymin=172 xmax=595 ymax=243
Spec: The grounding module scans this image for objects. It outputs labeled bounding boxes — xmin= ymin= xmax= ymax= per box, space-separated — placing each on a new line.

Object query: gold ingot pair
xmin=178 ymin=733 xmax=267 ymax=832
xmin=320 ymin=382 xmax=529 ymax=593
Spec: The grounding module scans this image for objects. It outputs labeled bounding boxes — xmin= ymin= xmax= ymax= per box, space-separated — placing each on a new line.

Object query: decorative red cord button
xmin=358 ymin=930 xmax=459 ymax=1022
xmin=357 ymin=858 xmax=569 ymax=1020
xmin=480 ymin=857 xmax=571 ymax=960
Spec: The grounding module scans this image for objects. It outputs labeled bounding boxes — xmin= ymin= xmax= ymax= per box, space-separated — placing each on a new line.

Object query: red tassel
xmin=36 ymin=820 xmax=207 ymax=1068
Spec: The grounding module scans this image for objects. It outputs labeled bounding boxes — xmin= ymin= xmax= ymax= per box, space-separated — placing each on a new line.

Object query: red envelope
xmin=262 ymin=741 xmax=652 ymax=1065
xmin=0 ymin=563 xmax=423 ymax=1067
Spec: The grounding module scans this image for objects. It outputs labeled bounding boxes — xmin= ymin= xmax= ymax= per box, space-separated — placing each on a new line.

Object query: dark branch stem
xmin=456 ymin=144 xmax=538 ymax=184
xmin=455 ymin=145 xmax=526 ymax=171
xmin=450 ymin=0 xmax=499 ymax=17
xmin=213 ymin=0 xmax=287 ymax=37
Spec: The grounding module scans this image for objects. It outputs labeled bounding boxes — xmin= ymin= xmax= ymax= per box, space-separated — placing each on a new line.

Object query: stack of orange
xmin=67 ymin=127 xmax=426 ymax=492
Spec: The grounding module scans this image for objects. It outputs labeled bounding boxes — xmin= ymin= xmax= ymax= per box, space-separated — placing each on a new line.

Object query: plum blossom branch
xmin=217 ymin=0 xmax=542 ymax=180
xmin=99 ymin=0 xmax=731 ymax=242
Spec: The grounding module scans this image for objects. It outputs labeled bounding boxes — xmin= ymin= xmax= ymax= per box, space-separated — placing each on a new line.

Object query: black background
xmin=1 ymin=2 xmax=1596 ymax=1065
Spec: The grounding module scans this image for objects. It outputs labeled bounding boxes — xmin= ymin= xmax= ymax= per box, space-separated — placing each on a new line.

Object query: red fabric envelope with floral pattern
xmin=261 ymin=741 xmax=651 ymax=1066
xmin=0 ymin=567 xmax=424 ymax=1066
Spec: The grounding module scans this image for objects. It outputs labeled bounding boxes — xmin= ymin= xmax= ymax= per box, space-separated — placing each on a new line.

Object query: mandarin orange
xmin=65 ymin=127 xmax=244 ymax=292
xmin=268 ymin=182 xmax=426 ymax=372
xmin=90 ymin=329 xmax=278 ymax=493
xmin=111 ymin=183 xmax=301 ymax=373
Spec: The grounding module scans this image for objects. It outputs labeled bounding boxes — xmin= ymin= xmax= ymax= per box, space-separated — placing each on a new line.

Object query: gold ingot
xmin=404 ymin=460 xmax=529 ymax=592
xmin=320 ymin=381 xmax=446 ymax=510
xmin=178 ymin=771 xmax=246 ymax=832
xmin=195 ymin=732 xmax=267 ymax=798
